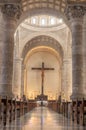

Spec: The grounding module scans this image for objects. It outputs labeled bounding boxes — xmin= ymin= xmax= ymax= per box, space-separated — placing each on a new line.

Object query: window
xmin=41 ymin=18 xmax=45 ymax=25
xmin=24 ymin=15 xmax=63 ymax=27
xmin=32 ymin=18 xmax=36 ymax=24
xmin=51 ymin=18 xmax=55 ymax=25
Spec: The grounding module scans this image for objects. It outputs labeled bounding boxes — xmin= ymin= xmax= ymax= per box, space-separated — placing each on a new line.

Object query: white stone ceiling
xmin=21 ymin=0 xmax=85 ymax=13
xmin=21 ymin=0 xmax=66 ymax=13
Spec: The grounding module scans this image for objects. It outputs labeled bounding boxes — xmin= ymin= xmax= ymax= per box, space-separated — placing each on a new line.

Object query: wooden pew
xmin=12 ymin=99 xmax=16 ymax=120
xmin=1 ymin=97 xmax=8 ymax=126
xmin=0 ymin=97 xmax=37 ymax=126
xmin=71 ymin=98 xmax=86 ymax=126
xmin=28 ymin=100 xmax=37 ymax=111
xmin=7 ymin=98 xmax=13 ymax=123
xmin=77 ymin=99 xmax=86 ymax=126
xmin=48 ymin=100 xmax=61 ymax=113
xmin=0 ymin=97 xmax=2 ymax=124
xmin=62 ymin=101 xmax=71 ymax=118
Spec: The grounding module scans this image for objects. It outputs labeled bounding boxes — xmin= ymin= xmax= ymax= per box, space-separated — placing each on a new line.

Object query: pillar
xmin=66 ymin=4 xmax=86 ymax=99
xmin=21 ymin=64 xmax=25 ymax=97
xmin=13 ymin=58 xmax=22 ymax=98
xmin=24 ymin=67 xmax=28 ymax=97
xmin=61 ymin=59 xmax=72 ymax=101
xmin=0 ymin=4 xmax=21 ymax=97
xmin=83 ymin=14 xmax=86 ymax=96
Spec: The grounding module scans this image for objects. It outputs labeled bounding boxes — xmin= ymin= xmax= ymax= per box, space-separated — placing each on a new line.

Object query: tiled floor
xmin=0 ymin=107 xmax=86 ymax=130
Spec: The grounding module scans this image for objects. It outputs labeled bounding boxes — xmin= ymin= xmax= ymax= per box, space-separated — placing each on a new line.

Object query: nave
xmin=1 ymin=107 xmax=86 ymax=130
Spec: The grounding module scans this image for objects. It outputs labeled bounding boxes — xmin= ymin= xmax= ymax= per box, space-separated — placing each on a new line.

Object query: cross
xmin=31 ymin=62 xmax=54 ymax=96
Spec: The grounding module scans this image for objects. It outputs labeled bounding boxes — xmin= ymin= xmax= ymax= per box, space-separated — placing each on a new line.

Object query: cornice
xmin=65 ymin=4 xmax=86 ymax=20
xmin=1 ymin=3 xmax=22 ymax=19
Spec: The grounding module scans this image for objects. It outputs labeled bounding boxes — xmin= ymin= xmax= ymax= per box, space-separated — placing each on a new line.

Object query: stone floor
xmin=0 ymin=107 xmax=86 ymax=130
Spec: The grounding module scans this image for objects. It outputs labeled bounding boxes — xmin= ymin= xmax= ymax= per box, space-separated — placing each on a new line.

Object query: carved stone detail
xmin=1 ymin=4 xmax=22 ymax=19
xmin=22 ymin=35 xmax=63 ymax=61
xmin=65 ymin=5 xmax=86 ymax=20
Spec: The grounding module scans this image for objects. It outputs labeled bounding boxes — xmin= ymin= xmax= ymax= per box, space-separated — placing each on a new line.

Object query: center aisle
xmin=1 ymin=107 xmax=86 ymax=130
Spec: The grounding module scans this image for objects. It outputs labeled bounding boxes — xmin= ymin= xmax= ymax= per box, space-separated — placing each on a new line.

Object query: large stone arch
xmin=19 ymin=31 xmax=66 ymax=58
xmin=21 ymin=35 xmax=64 ymax=98
xmin=21 ymin=35 xmax=64 ymax=63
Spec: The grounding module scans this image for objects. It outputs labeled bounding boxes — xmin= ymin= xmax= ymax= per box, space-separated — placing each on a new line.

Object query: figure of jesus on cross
xmin=31 ymin=62 xmax=54 ymax=97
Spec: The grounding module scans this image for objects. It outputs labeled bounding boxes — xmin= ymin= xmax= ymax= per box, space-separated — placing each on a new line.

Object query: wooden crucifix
xmin=31 ymin=62 xmax=54 ymax=96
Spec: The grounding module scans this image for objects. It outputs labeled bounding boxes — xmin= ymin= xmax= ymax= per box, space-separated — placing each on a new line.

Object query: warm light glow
xmin=41 ymin=19 xmax=45 ymax=25
xmin=24 ymin=15 xmax=63 ymax=27
xmin=51 ymin=18 xmax=55 ymax=25
xmin=32 ymin=18 xmax=36 ymax=24
xmin=24 ymin=46 xmax=61 ymax=65
xmin=59 ymin=19 xmax=63 ymax=23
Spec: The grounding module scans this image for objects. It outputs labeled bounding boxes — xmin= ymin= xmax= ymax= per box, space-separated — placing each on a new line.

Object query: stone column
xmin=61 ymin=59 xmax=72 ymax=101
xmin=83 ymin=14 xmax=86 ymax=96
xmin=66 ymin=5 xmax=86 ymax=99
xmin=24 ymin=67 xmax=28 ymax=97
xmin=0 ymin=4 xmax=21 ymax=97
xmin=13 ymin=58 xmax=22 ymax=98
xmin=21 ymin=64 xmax=25 ymax=97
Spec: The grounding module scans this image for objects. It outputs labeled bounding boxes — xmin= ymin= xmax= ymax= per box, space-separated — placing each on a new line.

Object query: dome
xmin=24 ymin=15 xmax=63 ymax=28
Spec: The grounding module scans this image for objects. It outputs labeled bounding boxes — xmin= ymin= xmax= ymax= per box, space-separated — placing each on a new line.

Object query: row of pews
xmin=0 ymin=97 xmax=36 ymax=126
xmin=48 ymin=98 xmax=86 ymax=126
xmin=72 ymin=99 xmax=86 ymax=125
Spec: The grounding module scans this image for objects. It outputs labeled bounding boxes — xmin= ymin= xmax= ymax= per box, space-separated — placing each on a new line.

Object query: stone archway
xmin=13 ymin=0 xmax=71 ymax=98
xmin=12 ymin=0 xmax=72 ymax=99
xmin=13 ymin=0 xmax=86 ymax=100
xmin=22 ymin=35 xmax=63 ymax=100
xmin=20 ymin=35 xmax=64 ymax=99
xmin=21 ymin=35 xmax=63 ymax=62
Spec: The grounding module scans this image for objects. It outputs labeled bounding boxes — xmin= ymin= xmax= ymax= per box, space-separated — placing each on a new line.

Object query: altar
xmin=35 ymin=94 xmax=48 ymax=101
xmin=32 ymin=62 xmax=54 ymax=106
xmin=35 ymin=94 xmax=48 ymax=106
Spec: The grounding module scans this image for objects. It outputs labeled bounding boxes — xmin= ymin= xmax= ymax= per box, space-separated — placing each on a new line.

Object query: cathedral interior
xmin=0 ymin=0 xmax=86 ymax=129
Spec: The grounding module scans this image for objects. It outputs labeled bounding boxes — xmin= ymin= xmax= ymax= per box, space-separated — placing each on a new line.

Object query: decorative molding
xmin=1 ymin=4 xmax=22 ymax=19
xmin=21 ymin=0 xmax=66 ymax=13
xmin=21 ymin=35 xmax=63 ymax=61
xmin=65 ymin=5 xmax=86 ymax=20
xmin=0 ymin=0 xmax=21 ymax=3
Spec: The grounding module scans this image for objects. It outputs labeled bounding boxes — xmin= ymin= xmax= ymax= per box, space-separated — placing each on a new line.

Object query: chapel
xmin=0 ymin=0 xmax=86 ymax=129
